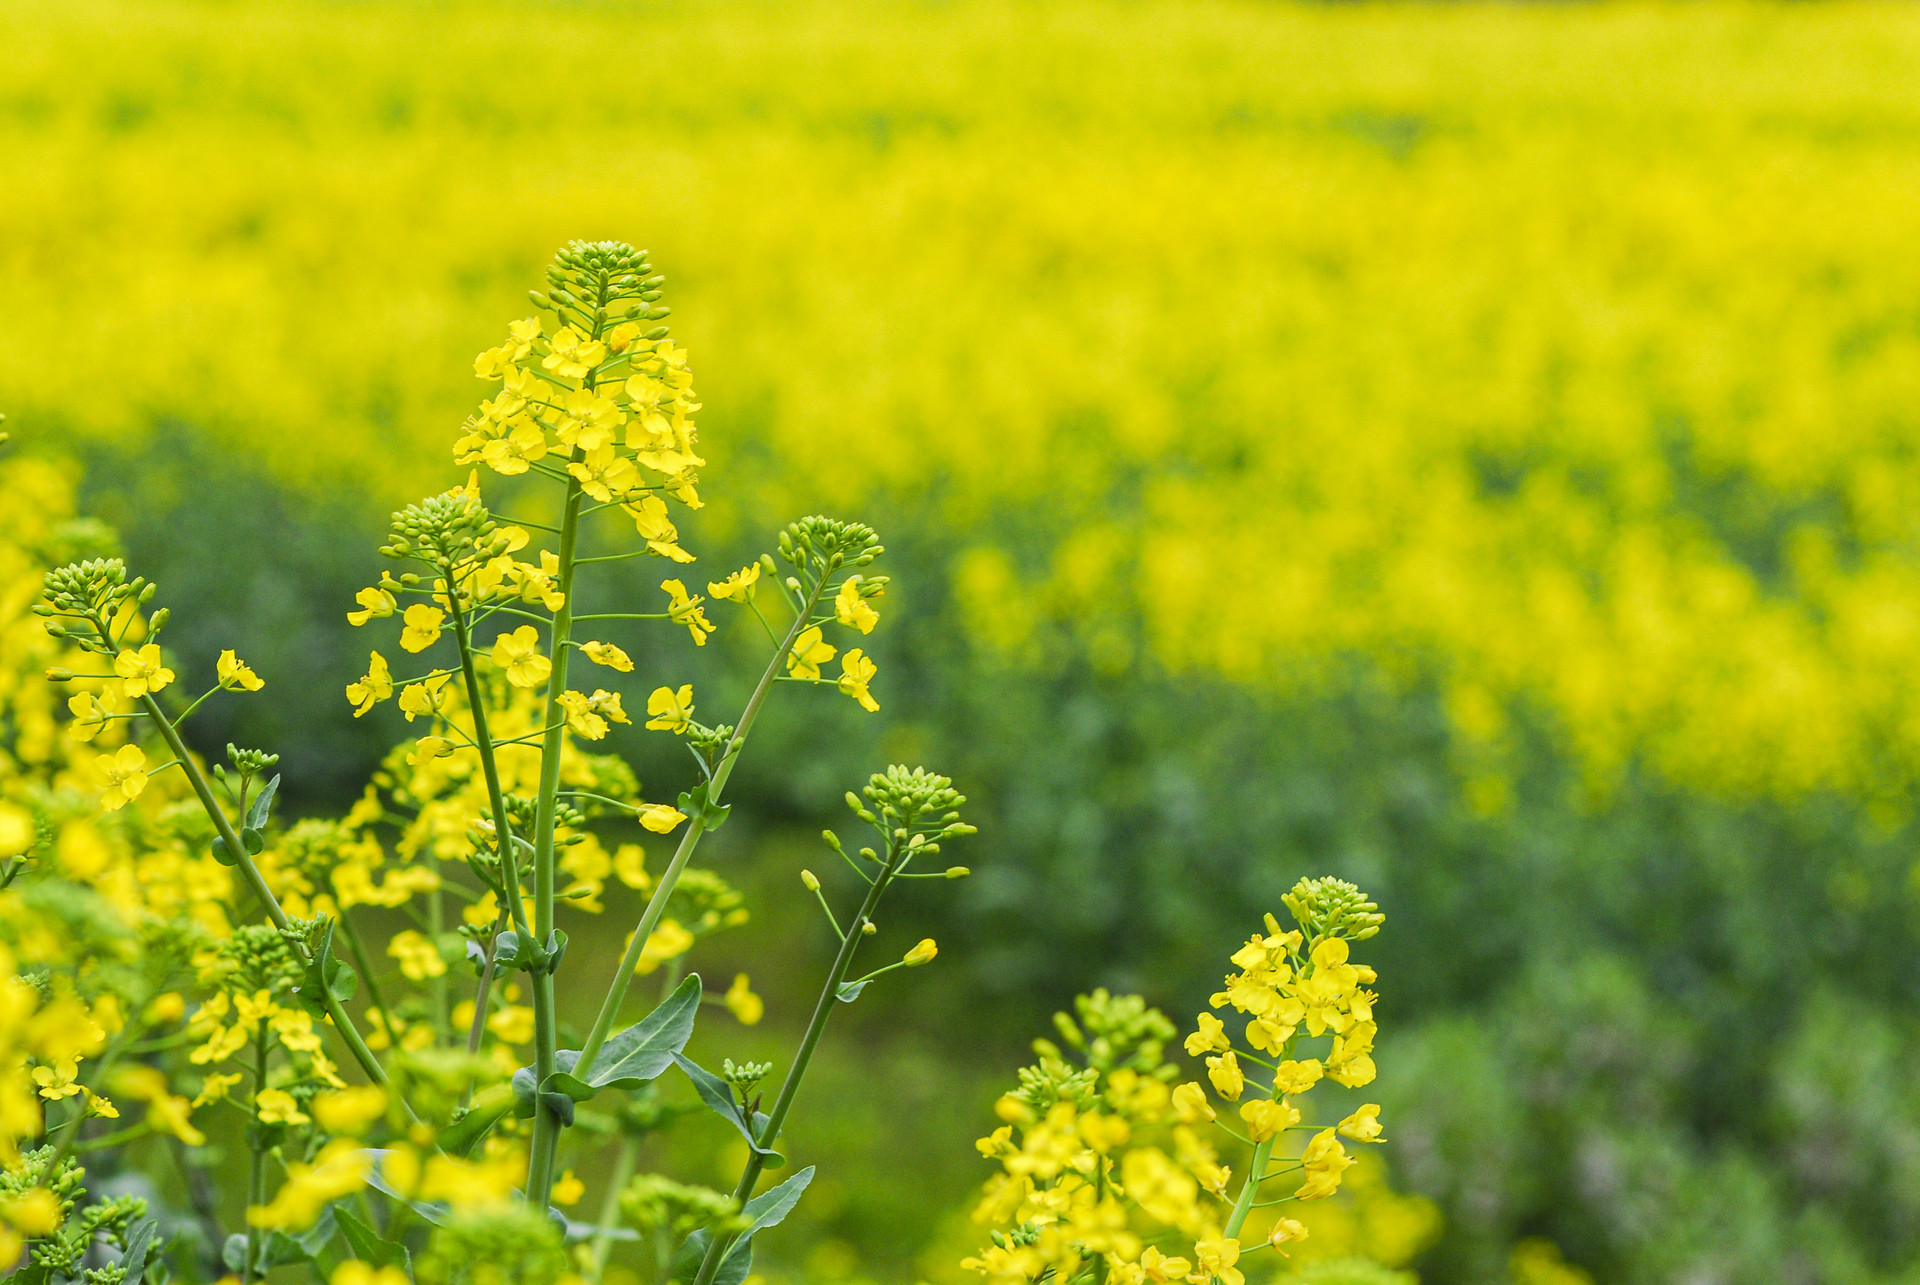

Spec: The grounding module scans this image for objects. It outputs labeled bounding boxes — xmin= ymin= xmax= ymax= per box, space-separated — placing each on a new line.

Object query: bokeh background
xmin=11 ymin=1 xmax=1920 ymax=1281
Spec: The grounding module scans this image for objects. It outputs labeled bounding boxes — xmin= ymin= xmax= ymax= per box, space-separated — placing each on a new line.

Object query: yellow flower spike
xmin=636 ymin=803 xmax=688 ymax=834
xmin=255 ymin=1088 xmax=310 ymax=1126
xmin=347 ymin=586 xmax=396 ymax=626
xmin=1338 ymin=1103 xmax=1386 ymax=1143
xmin=645 ymin=684 xmax=694 ymax=733
xmin=1205 ymin=1050 xmax=1244 ymax=1101
xmin=580 ymin=641 xmax=633 ymax=671
xmin=346 ymin=652 xmax=393 ymax=716
xmin=387 ymin=930 xmax=446 ymax=981
xmin=904 ymin=938 xmax=939 ymax=966
xmin=491 ymin=626 xmax=551 ymax=688
xmin=216 ymin=649 xmax=264 ymax=692
xmin=96 ymin=744 xmax=148 ymax=811
xmin=660 ymin=580 xmax=714 ymax=646
xmin=65 ymin=687 xmax=117 ymax=742
xmin=398 ymin=604 xmax=445 ymax=653
xmin=786 ymin=626 xmax=836 ymax=680
xmin=113 ymin=643 xmax=173 ymax=699
xmin=834 ymin=577 xmax=879 ymax=634
xmin=708 ymin=563 xmax=761 ymax=603
xmin=837 ymin=649 xmax=879 ymax=712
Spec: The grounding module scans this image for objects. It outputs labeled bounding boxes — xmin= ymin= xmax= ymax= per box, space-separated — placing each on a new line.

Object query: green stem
xmin=243 ymin=1029 xmax=270 ymax=1285
xmin=573 ymin=575 xmax=828 ymax=1081
xmin=333 ymin=907 xmax=396 ymax=1047
xmin=131 ymin=684 xmax=391 ymax=1091
xmin=526 ymin=469 xmax=585 ymax=1206
xmin=691 ymin=843 xmax=901 ymax=1285
xmin=450 ymin=601 xmax=533 ymax=941
xmin=589 ymin=1133 xmax=640 ymax=1280
xmin=1223 ymin=1136 xmax=1276 ymax=1241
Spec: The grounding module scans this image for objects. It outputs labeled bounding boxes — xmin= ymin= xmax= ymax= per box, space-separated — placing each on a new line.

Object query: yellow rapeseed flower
xmin=347 ymin=586 xmax=396 ymax=626
xmin=838 ymin=649 xmax=879 ymax=712
xmin=580 ymin=641 xmax=633 ymax=671
xmin=491 ymin=626 xmax=551 ymax=688
xmin=96 ymin=744 xmax=148 ymax=811
xmin=724 ymin=974 xmax=763 ymax=1025
xmin=661 ymin=580 xmax=713 ymax=646
xmin=645 ymin=684 xmax=694 ymax=733
xmin=346 ymin=652 xmax=393 ymax=716
xmin=835 ymin=577 xmax=879 ymax=633
xmin=786 ymin=626 xmax=835 ymax=680
xmin=217 ymin=649 xmax=264 ymax=691
xmin=708 ymin=564 xmax=761 ymax=603
xmin=388 ymin=930 xmax=445 ymax=980
xmin=399 ymin=605 xmax=445 ymax=653
xmin=113 ymin=644 xmax=173 ymax=699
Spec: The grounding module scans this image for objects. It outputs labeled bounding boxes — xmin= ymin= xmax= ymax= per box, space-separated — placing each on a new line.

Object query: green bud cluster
xmin=532 ymin=240 xmax=672 ymax=332
xmin=220 ymin=922 xmax=304 ymax=999
xmin=845 ymin=765 xmax=974 ymax=858
xmin=1009 ymin=1054 xmax=1101 ymax=1116
xmin=721 ymin=1058 xmax=773 ymax=1090
xmin=1282 ymin=875 xmax=1385 ymax=941
xmin=618 ymin=1175 xmax=748 ymax=1239
xmin=1048 ymin=988 xmax=1178 ymax=1076
xmin=417 ymin=1204 xmax=570 ymax=1285
xmin=777 ymin=516 xmax=884 ymax=578
xmin=1 ymin=1149 xmax=146 ymax=1278
xmin=37 ymin=559 xmax=159 ymax=650
xmin=666 ymin=868 xmax=748 ymax=936
xmin=225 ymin=745 xmax=280 ymax=775
xmin=380 ymin=492 xmax=502 ymax=566
xmin=989 ymin=1223 xmax=1045 ymax=1252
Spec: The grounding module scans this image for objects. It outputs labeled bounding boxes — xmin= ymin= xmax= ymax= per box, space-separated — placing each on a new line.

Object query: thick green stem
xmin=526 ymin=474 xmax=585 ymax=1206
xmin=1223 ymin=1136 xmax=1276 ymax=1240
xmin=450 ymin=603 xmax=532 ymax=940
xmin=692 ymin=846 xmax=899 ymax=1285
xmin=573 ymin=577 xmax=826 ymax=1081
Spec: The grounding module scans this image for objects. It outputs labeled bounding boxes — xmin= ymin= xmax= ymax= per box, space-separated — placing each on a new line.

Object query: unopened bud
xmin=801 ymin=869 xmax=820 ymax=891
xmin=861 ymin=921 xmax=877 ymax=936
xmin=903 ymin=939 xmax=938 ymax=966
xmin=945 ymin=866 xmax=970 ymax=879
xmin=43 ymin=668 xmax=72 ymax=682
xmin=147 ymin=608 xmax=169 ymax=634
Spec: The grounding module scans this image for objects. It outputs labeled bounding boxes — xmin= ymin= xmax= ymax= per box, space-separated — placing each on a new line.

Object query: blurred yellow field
xmin=9 ymin=0 xmax=1920 ymax=803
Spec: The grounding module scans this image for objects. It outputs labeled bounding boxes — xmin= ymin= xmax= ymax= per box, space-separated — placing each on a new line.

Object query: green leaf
xmin=117 ymin=1218 xmax=159 ymax=1285
xmin=299 ymin=919 xmax=358 ymax=1014
xmin=835 ymin=980 xmax=869 ymax=1003
xmin=672 ymin=1052 xmax=784 ymax=1168
xmin=335 ymin=1202 xmax=412 ymax=1273
xmin=677 ymin=783 xmax=732 ymax=832
xmin=586 ymin=973 xmax=701 ymax=1088
xmin=241 ymin=826 xmax=266 ymax=855
xmin=222 ymin=1234 xmax=249 ymax=1273
xmin=209 ymin=836 xmax=239 ymax=867
xmin=362 ymin=1150 xmax=447 ymax=1226
xmin=668 ymin=1169 xmax=813 ymax=1285
xmin=247 ymin=774 xmax=280 ymax=831
xmin=538 ymin=1090 xmax=576 ymax=1127
xmin=442 ymin=1082 xmax=516 ymax=1154
xmin=544 ymin=1071 xmax=597 ymax=1103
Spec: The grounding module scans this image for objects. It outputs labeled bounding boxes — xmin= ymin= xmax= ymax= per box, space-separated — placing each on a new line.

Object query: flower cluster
xmin=963 ymin=880 xmax=1399 ymax=1285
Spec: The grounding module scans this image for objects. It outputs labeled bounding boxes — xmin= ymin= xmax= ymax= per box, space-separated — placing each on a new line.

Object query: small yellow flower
xmin=313 ymin=1086 xmax=388 ymax=1135
xmin=388 ymin=931 xmax=446 ymax=981
xmin=637 ymin=803 xmax=688 ymax=834
xmin=255 ymin=1088 xmax=310 ymax=1126
xmin=0 ymin=804 xmax=32 ymax=859
xmin=0 ymin=1189 xmax=63 ymax=1236
xmin=1269 ymin=1219 xmax=1309 ymax=1249
xmin=66 ymin=687 xmax=117 ymax=741
xmin=397 ymin=679 xmax=445 ymax=722
xmin=1189 ymin=1237 xmax=1243 ymax=1285
xmin=633 ymin=919 xmax=694 ymax=974
xmin=32 ymin=1061 xmax=79 ymax=1101
xmin=786 ymin=626 xmax=836 ymax=680
xmin=488 ymin=1004 xmax=535 ymax=1045
xmin=1337 ymin=1103 xmax=1385 ymax=1143
xmin=114 ymin=644 xmax=173 ymax=699
xmin=661 ymin=580 xmax=713 ymax=646
xmin=347 ymin=587 xmax=397 ymax=627
xmin=193 ymin=1072 xmax=242 ymax=1107
xmin=1271 ymin=1059 xmax=1324 ymax=1097
xmin=333 ymin=1262 xmax=410 ymax=1285
xmin=543 ymin=325 xmax=608 ymax=380
xmin=217 ymin=649 xmax=265 ymax=691
xmin=1206 ymin=1050 xmax=1244 ymax=1101
xmin=1238 ymin=1096 xmax=1299 ymax=1143
xmin=834 ymin=577 xmax=879 ymax=633
xmin=551 ymin=1170 xmax=585 ymax=1206
xmin=347 ymin=652 xmax=393 ymax=716
xmin=1171 ymin=1081 xmax=1216 ymax=1124
xmin=646 ymin=684 xmax=695 ymax=733
xmin=400 ymin=605 xmax=445 ymax=653
xmin=613 ymin=844 xmax=649 ymax=890
xmin=580 ymin=641 xmax=633 ymax=671
xmin=837 ymin=649 xmax=879 ymax=712
xmin=904 ymin=938 xmax=939 ymax=967
xmin=724 ymin=974 xmax=763 ymax=1025
xmin=1184 ymin=1012 xmax=1231 ymax=1056
xmin=708 ymin=564 xmax=761 ymax=603
xmin=491 ymin=627 xmax=551 ymax=688
xmin=406 ymin=736 xmax=454 ymax=766
xmin=97 ymin=744 xmax=149 ymax=811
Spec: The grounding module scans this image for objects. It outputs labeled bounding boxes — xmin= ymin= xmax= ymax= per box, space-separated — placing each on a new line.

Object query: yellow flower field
xmin=9 ymin=0 xmax=1920 ymax=806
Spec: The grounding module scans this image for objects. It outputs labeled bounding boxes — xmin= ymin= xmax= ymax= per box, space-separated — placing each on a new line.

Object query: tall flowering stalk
xmin=0 ymin=242 xmax=971 ymax=1282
